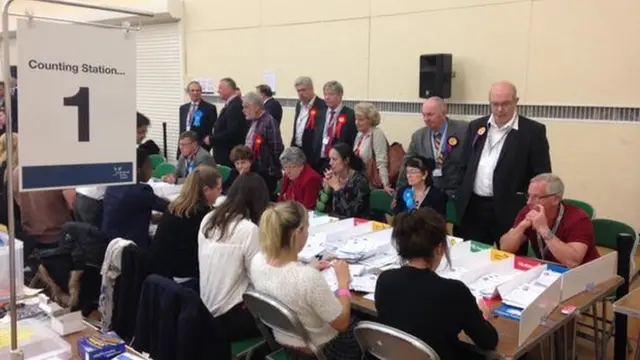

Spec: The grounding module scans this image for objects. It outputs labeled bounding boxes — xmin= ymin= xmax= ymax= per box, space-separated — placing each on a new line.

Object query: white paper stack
xmin=438 ymin=266 xmax=469 ymax=280
xmin=468 ymin=272 xmax=518 ymax=299
xmin=298 ymin=233 xmax=327 ymax=262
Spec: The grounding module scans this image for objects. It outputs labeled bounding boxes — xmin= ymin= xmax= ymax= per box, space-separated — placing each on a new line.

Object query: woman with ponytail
xmin=250 ymin=201 xmax=361 ymax=360
xmin=198 ymin=172 xmax=270 ymax=341
xmin=152 ymin=165 xmax=222 ymax=281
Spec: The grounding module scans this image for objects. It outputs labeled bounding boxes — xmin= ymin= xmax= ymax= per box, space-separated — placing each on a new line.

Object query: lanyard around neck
xmin=535 ymin=203 xmax=565 ymax=259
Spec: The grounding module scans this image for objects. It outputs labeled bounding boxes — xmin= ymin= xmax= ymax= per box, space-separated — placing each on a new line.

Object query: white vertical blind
xmin=136 ymin=22 xmax=183 ymax=160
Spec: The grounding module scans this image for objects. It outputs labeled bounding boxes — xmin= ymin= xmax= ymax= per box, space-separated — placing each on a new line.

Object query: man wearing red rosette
xmin=243 ymin=91 xmax=284 ymax=199
xmin=291 ymin=76 xmax=327 ymax=167
xmin=456 ymin=81 xmax=551 ymax=255
xmin=311 ymin=80 xmax=357 ymax=173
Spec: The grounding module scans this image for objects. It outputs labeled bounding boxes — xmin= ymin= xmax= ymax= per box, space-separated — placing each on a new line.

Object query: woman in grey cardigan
xmin=353 ymin=102 xmax=393 ymax=194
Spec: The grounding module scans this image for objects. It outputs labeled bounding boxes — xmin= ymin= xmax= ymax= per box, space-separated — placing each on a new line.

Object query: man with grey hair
xmin=212 ymin=77 xmax=248 ymax=166
xmin=178 ymin=80 xmax=217 ymax=154
xmin=277 ymin=147 xmax=322 ymax=209
xmin=397 ymin=96 xmax=468 ymax=196
xmin=310 ymin=80 xmax=357 ymax=172
xmin=291 ymin=76 xmax=327 ymax=167
xmin=456 ymin=81 xmax=551 ymax=255
xmin=242 ymin=91 xmax=284 ymax=199
xmin=500 ymin=173 xmax=599 ymax=267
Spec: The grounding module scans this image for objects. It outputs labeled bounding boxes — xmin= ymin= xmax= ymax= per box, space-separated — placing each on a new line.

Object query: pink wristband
xmin=335 ymin=289 xmax=352 ymax=298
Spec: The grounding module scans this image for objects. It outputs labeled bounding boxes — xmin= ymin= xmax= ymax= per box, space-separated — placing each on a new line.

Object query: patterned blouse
xmin=332 ymin=170 xmax=371 ymax=219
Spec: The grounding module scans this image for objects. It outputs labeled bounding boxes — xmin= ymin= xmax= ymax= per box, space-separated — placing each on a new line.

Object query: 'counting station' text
xmin=28 ymin=60 xmax=125 ymax=76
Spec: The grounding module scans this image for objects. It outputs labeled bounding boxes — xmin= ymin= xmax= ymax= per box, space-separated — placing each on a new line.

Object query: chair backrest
xmin=354 ymin=321 xmax=441 ymax=360
xmin=243 ymin=290 xmax=327 ymax=359
xmin=152 ymin=162 xmax=176 ymax=178
xmin=370 ymin=189 xmax=393 ymax=215
xmin=217 ymin=165 xmax=232 ymax=182
xmin=592 ymin=218 xmax=639 ymax=278
xmin=149 ymin=154 xmax=166 ymax=170
xmin=445 ymin=198 xmax=457 ymax=225
xmin=592 ymin=218 xmax=637 ymax=249
xmin=563 ymin=199 xmax=595 ymax=219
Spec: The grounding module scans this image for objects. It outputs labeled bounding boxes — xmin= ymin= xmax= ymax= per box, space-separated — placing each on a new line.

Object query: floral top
xmin=332 ymin=170 xmax=371 ymax=218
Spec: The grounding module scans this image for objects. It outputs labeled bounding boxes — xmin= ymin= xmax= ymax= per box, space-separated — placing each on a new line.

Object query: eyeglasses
xmin=526 ymin=193 xmax=558 ymax=201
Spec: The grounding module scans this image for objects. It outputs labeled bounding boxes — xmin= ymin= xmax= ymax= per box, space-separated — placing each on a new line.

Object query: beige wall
xmin=10 ymin=0 xmax=640 ymax=229
xmin=183 ymin=0 xmax=640 ymax=229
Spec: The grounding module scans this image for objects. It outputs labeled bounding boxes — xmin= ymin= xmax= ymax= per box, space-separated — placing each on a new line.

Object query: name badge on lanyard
xmin=431 ymin=122 xmax=448 ymax=168
xmin=433 ymin=168 xmax=443 ymax=177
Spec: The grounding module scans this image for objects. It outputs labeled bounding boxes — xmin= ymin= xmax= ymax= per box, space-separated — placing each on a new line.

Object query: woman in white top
xmin=198 ymin=172 xmax=270 ymax=341
xmin=250 ymin=201 xmax=361 ymax=360
xmin=352 ymin=102 xmax=392 ymax=194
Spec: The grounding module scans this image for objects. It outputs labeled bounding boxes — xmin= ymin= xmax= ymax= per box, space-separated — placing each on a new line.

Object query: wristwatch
xmin=541 ymin=229 xmax=555 ymax=242
xmin=335 ymin=289 xmax=352 ymax=298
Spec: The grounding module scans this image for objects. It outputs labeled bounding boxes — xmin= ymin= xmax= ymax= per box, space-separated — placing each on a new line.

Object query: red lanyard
xmin=355 ymin=133 xmax=369 ymax=156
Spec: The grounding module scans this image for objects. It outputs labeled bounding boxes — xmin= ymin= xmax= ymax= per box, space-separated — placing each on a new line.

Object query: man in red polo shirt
xmin=500 ymin=173 xmax=599 ymax=268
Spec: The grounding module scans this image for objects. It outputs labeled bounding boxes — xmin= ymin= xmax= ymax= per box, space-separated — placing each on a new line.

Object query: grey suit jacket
xmin=175 ymin=147 xmax=217 ymax=183
xmin=397 ymin=118 xmax=469 ymax=196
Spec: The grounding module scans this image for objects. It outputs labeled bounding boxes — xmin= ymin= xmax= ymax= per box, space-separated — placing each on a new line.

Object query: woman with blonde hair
xmin=250 ymin=201 xmax=361 ymax=360
xmin=0 ymin=132 xmax=20 ymax=231
xmin=353 ymin=102 xmax=392 ymax=194
xmin=152 ymin=165 xmax=222 ymax=282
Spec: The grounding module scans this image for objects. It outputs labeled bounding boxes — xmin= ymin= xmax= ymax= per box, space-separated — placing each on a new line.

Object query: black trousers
xmin=217 ymin=302 xmax=261 ymax=342
xmin=455 ymin=194 xmax=528 ymax=255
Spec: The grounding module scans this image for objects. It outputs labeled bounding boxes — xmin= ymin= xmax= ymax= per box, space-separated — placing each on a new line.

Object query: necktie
xmin=186 ymin=102 xmax=197 ymax=130
xmin=433 ymin=132 xmax=443 ymax=167
xmin=322 ymin=110 xmax=336 ymax=157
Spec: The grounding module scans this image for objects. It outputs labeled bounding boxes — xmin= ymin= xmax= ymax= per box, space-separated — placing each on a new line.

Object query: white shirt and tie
xmin=321 ymin=103 xmax=343 ymax=158
xmin=473 ymin=113 xmax=519 ymax=197
xmin=186 ymin=101 xmax=200 ymax=131
xmin=293 ymin=96 xmax=317 ymax=147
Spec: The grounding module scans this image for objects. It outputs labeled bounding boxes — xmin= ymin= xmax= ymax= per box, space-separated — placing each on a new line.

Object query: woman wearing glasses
xmin=393 ymin=155 xmax=447 ymax=217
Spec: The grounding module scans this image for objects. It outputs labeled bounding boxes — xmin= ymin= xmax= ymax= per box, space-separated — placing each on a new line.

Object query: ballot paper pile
xmin=501 ymin=269 xmax=562 ymax=309
xmin=467 ymin=272 xmax=519 ymax=300
xmin=322 ymin=264 xmax=378 ymax=294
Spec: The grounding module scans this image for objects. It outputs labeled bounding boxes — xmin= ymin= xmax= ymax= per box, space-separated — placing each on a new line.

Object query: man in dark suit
xmin=179 ymin=81 xmax=217 ymax=155
xmin=311 ymin=80 xmax=357 ymax=173
xmin=291 ymin=76 xmax=327 ymax=170
xmin=211 ymin=77 xmax=248 ymax=167
xmin=256 ymin=84 xmax=282 ymax=127
xmin=397 ymin=97 xmax=468 ymax=197
xmin=455 ymin=81 xmax=551 ymax=255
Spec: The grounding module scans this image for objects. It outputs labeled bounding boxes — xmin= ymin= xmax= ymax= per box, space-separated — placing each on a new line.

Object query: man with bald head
xmin=397 ymin=97 xmax=468 ymax=196
xmin=456 ymin=81 xmax=551 ymax=255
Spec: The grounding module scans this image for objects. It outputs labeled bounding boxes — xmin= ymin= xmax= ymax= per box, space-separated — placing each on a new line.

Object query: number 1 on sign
xmin=63 ymin=87 xmax=90 ymax=142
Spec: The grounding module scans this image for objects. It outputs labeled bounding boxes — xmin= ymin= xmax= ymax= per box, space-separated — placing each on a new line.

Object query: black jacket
xmin=112 ymin=245 xmax=155 ymax=342
xmin=151 ymin=204 xmax=211 ymax=278
xmin=133 ymin=275 xmax=231 ymax=360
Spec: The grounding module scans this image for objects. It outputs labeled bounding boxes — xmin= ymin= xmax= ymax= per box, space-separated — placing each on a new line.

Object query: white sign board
xmin=17 ymin=19 xmax=136 ymax=191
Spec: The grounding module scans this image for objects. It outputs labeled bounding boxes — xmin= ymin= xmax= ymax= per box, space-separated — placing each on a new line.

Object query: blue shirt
xmin=102 ymin=183 xmax=169 ymax=248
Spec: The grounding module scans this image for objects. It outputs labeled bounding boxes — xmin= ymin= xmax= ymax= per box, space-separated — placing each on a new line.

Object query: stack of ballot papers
xmin=321 ymin=265 xmax=378 ymax=294
xmin=333 ymin=235 xmax=388 ymax=262
xmin=501 ymin=269 xmax=562 ymax=309
xmin=298 ymin=233 xmax=327 ymax=262
xmin=437 ymin=266 xmax=469 ymax=280
xmin=467 ymin=272 xmax=519 ymax=300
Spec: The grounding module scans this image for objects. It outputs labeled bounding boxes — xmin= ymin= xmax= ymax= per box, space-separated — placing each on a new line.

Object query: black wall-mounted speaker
xmin=419 ymin=54 xmax=452 ymax=99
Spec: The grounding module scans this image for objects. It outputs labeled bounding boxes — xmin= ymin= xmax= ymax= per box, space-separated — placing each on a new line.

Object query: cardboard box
xmin=77 ymin=331 xmax=126 ymax=360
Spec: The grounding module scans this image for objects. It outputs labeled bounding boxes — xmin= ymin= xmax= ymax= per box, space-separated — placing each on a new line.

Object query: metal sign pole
xmin=1 ymin=1 xmax=152 ymax=358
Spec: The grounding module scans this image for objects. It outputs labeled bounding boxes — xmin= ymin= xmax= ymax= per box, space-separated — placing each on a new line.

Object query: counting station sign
xmin=17 ymin=19 xmax=137 ymax=191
